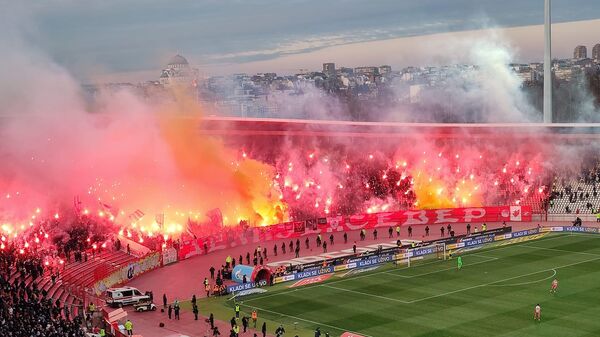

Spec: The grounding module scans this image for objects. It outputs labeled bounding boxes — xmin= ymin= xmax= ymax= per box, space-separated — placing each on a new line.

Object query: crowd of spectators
xmin=0 ymin=247 xmax=85 ymax=337
xmin=549 ymin=163 xmax=600 ymax=214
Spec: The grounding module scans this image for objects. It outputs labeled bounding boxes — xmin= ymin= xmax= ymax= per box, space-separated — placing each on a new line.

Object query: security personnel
xmin=232 ymin=324 xmax=240 ymax=336
xmin=235 ymin=303 xmax=240 ymax=318
xmin=124 ymin=319 xmax=133 ymax=336
xmin=99 ymin=328 xmax=105 ymax=337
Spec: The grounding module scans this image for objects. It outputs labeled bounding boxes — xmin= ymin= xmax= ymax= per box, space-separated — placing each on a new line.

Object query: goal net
xmin=402 ymin=242 xmax=447 ymax=268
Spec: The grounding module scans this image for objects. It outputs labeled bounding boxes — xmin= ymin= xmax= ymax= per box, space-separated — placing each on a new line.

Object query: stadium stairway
xmin=42 ymin=249 xmax=138 ymax=319
xmin=550 ymin=179 xmax=600 ymax=214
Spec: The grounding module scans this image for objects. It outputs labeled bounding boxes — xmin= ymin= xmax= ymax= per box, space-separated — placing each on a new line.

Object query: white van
xmin=105 ymin=286 xmax=151 ymax=307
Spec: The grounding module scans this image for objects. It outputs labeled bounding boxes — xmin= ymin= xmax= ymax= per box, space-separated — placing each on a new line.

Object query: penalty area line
xmin=407 ymin=255 xmax=600 ymax=303
xmin=321 ymin=284 xmax=411 ymax=304
xmin=487 ymin=269 xmax=557 ymax=288
xmin=383 ymin=255 xmax=498 ymax=279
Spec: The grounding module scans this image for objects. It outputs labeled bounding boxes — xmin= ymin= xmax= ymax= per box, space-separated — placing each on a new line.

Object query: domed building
xmin=159 ymin=54 xmax=199 ymax=87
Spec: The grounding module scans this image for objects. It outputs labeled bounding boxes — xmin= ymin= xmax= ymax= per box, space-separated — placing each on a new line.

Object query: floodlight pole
xmin=543 ymin=0 xmax=552 ymax=123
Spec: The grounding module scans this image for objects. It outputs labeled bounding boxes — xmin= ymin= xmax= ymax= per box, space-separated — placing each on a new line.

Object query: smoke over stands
xmin=0 ymin=9 xmax=596 ymax=252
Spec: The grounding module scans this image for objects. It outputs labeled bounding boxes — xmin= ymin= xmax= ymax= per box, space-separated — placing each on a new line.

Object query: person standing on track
xmin=440 ymin=226 xmax=445 ymax=237
xmin=174 ymin=300 xmax=180 ymax=320
xmin=424 ymin=226 xmax=429 ymax=236
xmin=262 ymin=322 xmax=267 ymax=337
xmin=124 ymin=319 xmax=133 ymax=336
xmin=466 ymin=223 xmax=471 ymax=234
xmin=343 ymin=232 xmax=348 ymax=244
xmin=408 ymin=226 xmax=413 ymax=237
xmin=396 ymin=225 xmax=401 ymax=237
xmin=388 ymin=226 xmax=393 ymax=238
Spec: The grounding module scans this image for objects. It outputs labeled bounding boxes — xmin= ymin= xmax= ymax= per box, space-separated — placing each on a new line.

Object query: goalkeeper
xmin=457 ymin=256 xmax=463 ymax=270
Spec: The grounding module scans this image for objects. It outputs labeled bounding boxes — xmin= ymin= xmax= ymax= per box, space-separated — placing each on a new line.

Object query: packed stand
xmin=0 ymin=246 xmax=85 ymax=337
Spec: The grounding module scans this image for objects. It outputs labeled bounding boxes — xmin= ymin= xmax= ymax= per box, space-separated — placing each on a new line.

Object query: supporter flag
xmin=155 ymin=214 xmax=165 ymax=227
xmin=185 ymin=217 xmax=197 ymax=239
xmin=510 ymin=205 xmax=522 ymax=221
xmin=293 ymin=221 xmax=305 ymax=233
xmin=73 ymin=195 xmax=82 ymax=213
xmin=98 ymin=200 xmax=117 ymax=217
xmin=129 ymin=209 xmax=145 ymax=222
xmin=206 ymin=208 xmax=224 ymax=228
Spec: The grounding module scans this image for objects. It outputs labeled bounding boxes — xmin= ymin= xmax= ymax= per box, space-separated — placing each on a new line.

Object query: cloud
xmin=20 ymin=0 xmax=600 ymax=79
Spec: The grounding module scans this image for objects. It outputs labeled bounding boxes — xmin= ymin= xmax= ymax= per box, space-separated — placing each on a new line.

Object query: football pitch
xmin=219 ymin=233 xmax=600 ymax=337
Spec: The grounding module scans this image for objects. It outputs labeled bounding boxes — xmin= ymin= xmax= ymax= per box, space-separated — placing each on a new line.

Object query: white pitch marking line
xmin=242 ymin=288 xmax=302 ymax=303
xmin=324 ymin=232 xmax=563 ymax=286
xmin=321 ymin=257 xmax=599 ymax=305
xmin=239 ymin=302 xmax=374 ymax=337
xmin=320 ymin=284 xmax=411 ymax=304
xmin=407 ymin=256 xmax=600 ymax=303
xmin=383 ymin=256 xmax=498 ymax=279
xmin=519 ymin=244 xmax=600 ymax=257
xmin=487 ymin=269 xmax=557 ymax=287
xmin=244 ymin=233 xmax=595 ymax=305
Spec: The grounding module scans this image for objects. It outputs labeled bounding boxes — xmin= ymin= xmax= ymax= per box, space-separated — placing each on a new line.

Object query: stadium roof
xmin=194 ymin=116 xmax=600 ymax=139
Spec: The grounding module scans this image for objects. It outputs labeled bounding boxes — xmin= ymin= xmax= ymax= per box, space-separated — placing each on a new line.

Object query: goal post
xmin=405 ymin=242 xmax=446 ymax=268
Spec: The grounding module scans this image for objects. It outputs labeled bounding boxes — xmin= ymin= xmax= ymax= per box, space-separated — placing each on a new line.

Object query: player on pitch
xmin=457 ymin=255 xmax=463 ymax=270
xmin=533 ymin=304 xmax=541 ymax=322
xmin=550 ymin=278 xmax=558 ymax=294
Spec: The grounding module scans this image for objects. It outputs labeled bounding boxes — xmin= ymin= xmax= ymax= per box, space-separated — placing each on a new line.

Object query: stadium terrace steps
xmin=550 ymin=178 xmax=600 ymax=214
xmin=34 ymin=249 xmax=138 ymax=320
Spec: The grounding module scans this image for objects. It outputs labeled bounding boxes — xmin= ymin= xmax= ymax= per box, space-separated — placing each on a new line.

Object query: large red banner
xmin=178 ymin=205 xmax=531 ymax=260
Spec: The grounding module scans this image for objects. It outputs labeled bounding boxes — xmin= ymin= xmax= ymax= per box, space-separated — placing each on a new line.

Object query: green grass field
xmin=198 ymin=233 xmax=600 ymax=337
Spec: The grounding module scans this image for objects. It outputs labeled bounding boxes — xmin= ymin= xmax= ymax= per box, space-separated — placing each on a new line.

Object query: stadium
xmin=3 ymin=2 xmax=600 ymax=337
xmin=3 ymin=116 xmax=600 ymax=337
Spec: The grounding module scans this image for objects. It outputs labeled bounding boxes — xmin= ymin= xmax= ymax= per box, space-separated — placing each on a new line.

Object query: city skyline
xmin=9 ymin=1 xmax=600 ymax=82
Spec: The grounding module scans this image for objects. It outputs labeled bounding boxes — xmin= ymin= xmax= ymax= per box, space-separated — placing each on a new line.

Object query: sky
xmin=11 ymin=0 xmax=600 ymax=82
